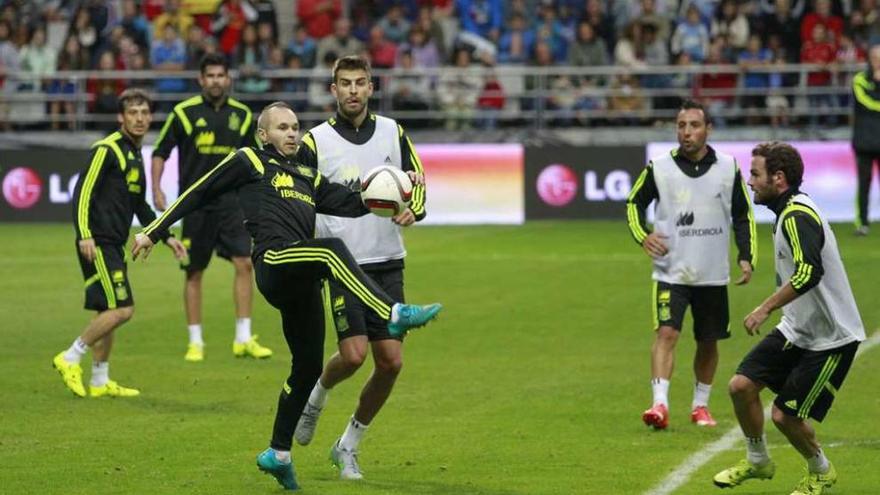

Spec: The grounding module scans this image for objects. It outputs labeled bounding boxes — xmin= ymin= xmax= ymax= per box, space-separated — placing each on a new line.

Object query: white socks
xmin=651 ymin=377 xmax=670 ymax=407
xmin=63 ymin=337 xmax=89 ymax=364
xmin=235 ymin=317 xmax=252 ymax=344
xmin=91 ymin=361 xmax=109 ymax=387
xmin=189 ymin=320 xmax=253 ymax=344
xmin=308 ymin=380 xmax=330 ymax=409
xmin=692 ymin=382 xmax=712 ymax=409
xmin=340 ymin=416 xmax=369 ymax=451
xmin=273 ymin=449 xmax=291 ymax=463
xmin=807 ymin=448 xmax=830 ymax=474
xmin=188 ymin=324 xmax=204 ymax=345
xmin=746 ymin=435 xmax=771 ymax=466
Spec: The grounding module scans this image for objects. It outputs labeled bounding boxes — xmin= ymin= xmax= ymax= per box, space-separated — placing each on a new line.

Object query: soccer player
xmin=152 ymin=53 xmax=271 ymax=362
xmin=291 ymin=54 xmax=428 ymax=481
xmin=713 ymin=141 xmax=865 ymax=495
xmin=851 ymin=44 xmax=880 ymax=236
xmin=627 ymin=99 xmax=757 ymax=429
xmin=132 ymin=102 xmax=442 ymax=491
xmin=53 ymin=89 xmax=187 ymax=398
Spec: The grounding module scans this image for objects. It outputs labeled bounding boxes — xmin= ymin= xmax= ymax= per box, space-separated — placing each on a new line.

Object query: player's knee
xmin=375 ymin=355 xmax=403 ymax=376
xmin=232 ymin=256 xmax=253 ymax=274
xmin=185 ymin=270 xmax=203 ymax=283
xmin=728 ymin=374 xmax=756 ymax=398
xmin=655 ymin=326 xmax=679 ymax=346
xmin=115 ymin=306 xmax=135 ymax=323
xmin=341 ymin=349 xmax=367 ymax=369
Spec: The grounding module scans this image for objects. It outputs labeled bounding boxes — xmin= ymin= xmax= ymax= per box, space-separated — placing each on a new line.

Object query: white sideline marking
xmin=643 ymin=331 xmax=880 ymax=495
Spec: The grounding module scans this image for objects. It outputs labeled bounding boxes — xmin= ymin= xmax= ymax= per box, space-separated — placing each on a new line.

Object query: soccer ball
xmin=361 ymin=166 xmax=413 ymax=217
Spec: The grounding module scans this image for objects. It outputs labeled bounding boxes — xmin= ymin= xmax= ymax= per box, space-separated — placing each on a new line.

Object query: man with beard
xmin=133 ymin=102 xmax=442 ymax=490
xmin=713 ymin=141 xmax=864 ymax=495
xmin=291 ymin=55 xmax=428 ymax=481
xmin=152 ymin=53 xmax=272 ymax=362
xmin=53 ymin=89 xmax=187 ymax=398
xmin=627 ymin=99 xmax=757 ymax=430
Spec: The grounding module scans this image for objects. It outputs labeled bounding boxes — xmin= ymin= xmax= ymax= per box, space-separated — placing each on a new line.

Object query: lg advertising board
xmin=0 ymin=145 xmax=524 ymax=225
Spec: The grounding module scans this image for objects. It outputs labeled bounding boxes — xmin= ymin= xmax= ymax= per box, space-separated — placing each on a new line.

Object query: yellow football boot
xmin=90 ymin=380 xmax=140 ymax=398
xmin=52 ymin=352 xmax=86 ymax=397
xmin=184 ymin=343 xmax=204 ymax=362
xmin=233 ymin=336 xmax=273 ymax=359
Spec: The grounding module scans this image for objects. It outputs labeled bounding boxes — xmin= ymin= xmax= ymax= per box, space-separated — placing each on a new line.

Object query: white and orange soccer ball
xmin=360 ymin=166 xmax=413 ymax=217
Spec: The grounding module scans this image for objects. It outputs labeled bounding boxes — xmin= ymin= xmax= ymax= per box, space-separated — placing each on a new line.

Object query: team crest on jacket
xmin=228 ymin=112 xmax=241 ymax=132
xmin=272 ymin=171 xmax=294 ymax=191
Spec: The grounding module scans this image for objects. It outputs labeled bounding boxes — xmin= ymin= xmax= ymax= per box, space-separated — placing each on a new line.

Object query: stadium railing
xmin=0 ymin=63 xmax=864 ymax=130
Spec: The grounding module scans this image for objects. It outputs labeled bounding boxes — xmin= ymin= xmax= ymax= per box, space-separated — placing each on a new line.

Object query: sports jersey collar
xmin=674 ymin=144 xmax=717 ymax=168
xmin=201 ymin=94 xmax=229 ymax=110
xmin=334 ymin=111 xmax=376 ymax=133
xmin=263 ymin=144 xmax=295 ymax=165
xmin=768 ymin=187 xmax=799 ymax=218
xmin=117 ymin=129 xmax=141 ymax=152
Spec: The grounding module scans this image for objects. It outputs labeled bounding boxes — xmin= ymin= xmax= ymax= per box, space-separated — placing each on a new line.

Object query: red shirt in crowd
xmin=478 ymin=80 xmax=505 ymax=109
xmin=800 ymin=13 xmax=843 ymax=44
xmin=695 ymin=71 xmax=738 ymax=104
xmin=297 ymin=0 xmax=342 ymax=39
xmin=801 ymin=40 xmax=836 ymax=86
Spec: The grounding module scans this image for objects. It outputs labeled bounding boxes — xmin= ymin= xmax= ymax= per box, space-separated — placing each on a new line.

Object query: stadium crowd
xmin=0 ymin=0 xmax=877 ymax=129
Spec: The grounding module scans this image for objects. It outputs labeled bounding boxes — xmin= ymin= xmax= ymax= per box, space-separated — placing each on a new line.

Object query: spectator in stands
xmin=236 ymin=23 xmax=270 ymax=101
xmin=643 ymin=22 xmax=674 ymax=109
xmin=257 ymin=21 xmax=276 ymax=59
xmin=297 ymin=0 xmax=342 ymax=39
xmin=151 ymin=24 xmax=187 ymax=109
xmin=502 ymin=0 xmax=530 ymax=25
xmin=477 ymin=61 xmax=505 ymax=129
xmin=367 ymin=25 xmax=397 ymax=69
xmin=316 ymin=18 xmax=364 ymax=66
xmin=390 ymin=49 xmax=433 ymax=127
xmin=635 ymin=0 xmax=671 ymax=41
xmin=282 ymin=54 xmax=309 ymax=112
xmin=801 ymin=0 xmax=844 ymax=44
xmin=117 ymin=0 xmax=150 ymax=52
xmin=758 ymin=0 xmax=802 ymax=62
xmin=0 ymin=20 xmax=19 ymax=129
xmin=308 ymin=51 xmax=337 ymax=113
xmin=397 ymin=26 xmax=440 ymax=68
xmin=711 ymin=0 xmax=749 ymax=50
xmin=252 ymin=0 xmax=278 ymax=40
xmin=416 ymin=5 xmax=449 ymax=61
xmin=378 ymin=3 xmax=411 ymax=44
xmin=534 ymin=1 xmax=569 ymax=62
xmin=286 ymin=25 xmax=317 ymax=69
xmin=498 ymin=13 xmax=534 ymax=65
xmin=582 ymin=0 xmax=616 ymax=53
xmin=184 ymin=24 xmax=208 ymax=70
xmin=697 ymin=39 xmax=738 ymax=126
xmin=457 ymin=0 xmax=503 ymax=42
xmin=849 ymin=0 xmax=880 ymax=48
xmin=671 ymin=5 xmax=710 ymax=62
xmin=767 ymin=47 xmax=792 ymax=127
xmin=608 ymin=72 xmax=646 ymax=124
xmin=677 ymin=0 xmax=719 ymax=22
xmin=49 ymin=36 xmax=89 ymax=130
xmin=438 ymin=47 xmax=481 ymax=130
xmin=615 ymin=22 xmax=647 ymax=69
xmin=759 ymin=0 xmax=807 ymax=18
xmin=801 ymin=22 xmax=837 ymax=124
xmin=19 ymin=26 xmax=56 ymax=91
xmin=568 ymin=20 xmax=608 ymax=77
xmin=71 ymin=7 xmax=100 ymax=66
xmin=152 ymin=0 xmax=193 ymax=41
xmin=87 ymin=51 xmax=125 ymax=128
xmin=212 ymin=0 xmax=257 ymax=56
xmin=739 ymin=34 xmax=773 ymax=122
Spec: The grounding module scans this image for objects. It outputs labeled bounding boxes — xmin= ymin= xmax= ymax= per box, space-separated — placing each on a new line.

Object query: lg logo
xmin=2 ymin=167 xmax=42 ymax=209
xmin=536 ymin=164 xmax=633 ymax=207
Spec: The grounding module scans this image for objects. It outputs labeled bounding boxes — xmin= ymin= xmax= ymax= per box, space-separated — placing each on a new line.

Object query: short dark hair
xmin=199 ymin=53 xmax=229 ymax=74
xmin=678 ymin=99 xmax=711 ymax=125
xmin=118 ymin=88 xmax=152 ymax=113
xmin=332 ymin=54 xmax=371 ymax=82
xmin=752 ymin=141 xmax=804 ymax=188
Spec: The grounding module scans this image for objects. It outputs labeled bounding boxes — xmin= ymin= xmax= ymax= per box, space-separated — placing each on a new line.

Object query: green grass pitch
xmin=1 ymin=221 xmax=878 ymax=494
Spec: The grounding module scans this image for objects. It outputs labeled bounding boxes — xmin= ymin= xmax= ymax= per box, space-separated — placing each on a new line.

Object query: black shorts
xmin=180 ymin=202 xmax=251 ymax=272
xmin=736 ymin=329 xmax=859 ymax=422
xmin=78 ymin=243 xmax=133 ymax=311
xmin=653 ymin=281 xmax=730 ymax=341
xmin=330 ymin=267 xmax=405 ymax=342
